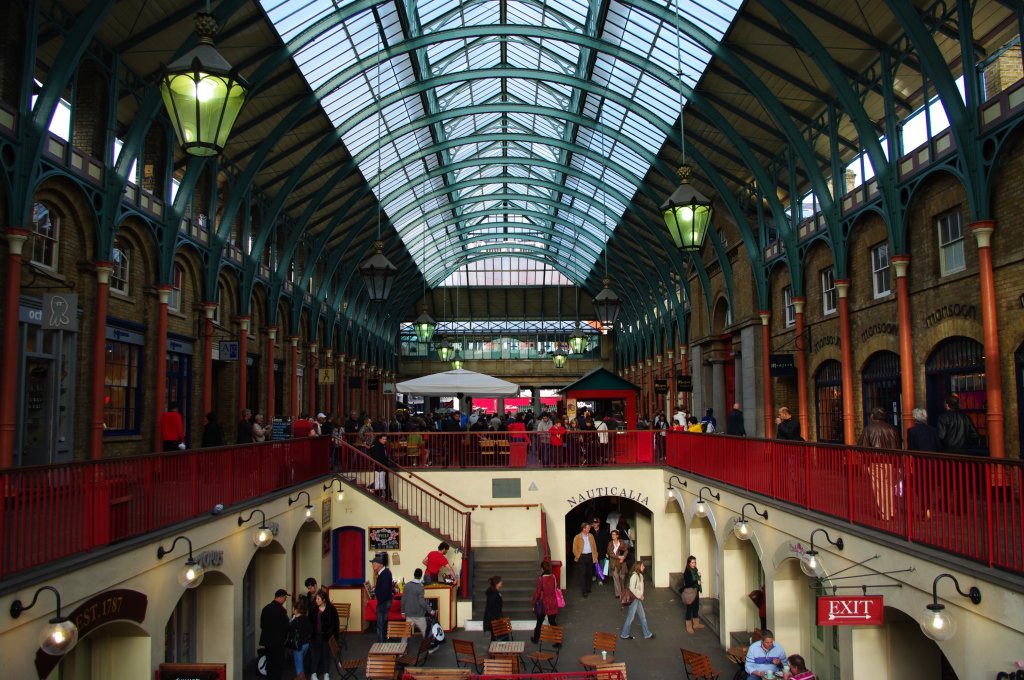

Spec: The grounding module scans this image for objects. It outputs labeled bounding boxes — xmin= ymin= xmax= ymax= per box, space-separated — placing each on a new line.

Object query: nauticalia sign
xmin=567 ymin=487 xmax=650 ymax=508
xmin=816 ymin=595 xmax=884 ymax=626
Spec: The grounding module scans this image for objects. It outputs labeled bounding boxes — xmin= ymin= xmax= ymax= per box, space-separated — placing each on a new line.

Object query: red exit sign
xmin=816 ymin=596 xmax=884 ymax=626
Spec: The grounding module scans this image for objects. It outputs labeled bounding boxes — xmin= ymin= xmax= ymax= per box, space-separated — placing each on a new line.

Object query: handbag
xmin=534 ymin=598 xmax=545 ymax=617
xmin=555 ymin=588 xmax=565 ymax=608
xmin=682 ymin=587 xmax=698 ymax=605
xmin=594 ymin=560 xmax=605 ymax=580
xmin=620 ymin=589 xmax=636 ymax=606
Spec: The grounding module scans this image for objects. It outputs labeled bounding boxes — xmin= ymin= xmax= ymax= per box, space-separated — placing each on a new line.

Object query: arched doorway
xmin=814 ymin=360 xmax=843 ymax=443
xmin=57 ymin=620 xmax=151 ymax=679
xmin=846 ymin=607 xmax=959 ymax=679
xmin=722 ymin=532 xmax=761 ymax=647
xmin=165 ymin=571 xmax=235 ymax=674
xmin=686 ymin=513 xmax=719 ymax=633
xmin=862 ymin=351 xmax=903 ymax=443
xmin=772 ymin=558 xmax=817 ymax=671
xmin=925 ymin=337 xmax=987 ymax=454
xmin=242 ymin=541 xmax=287 ymax=673
xmin=563 ymin=497 xmax=653 ymax=593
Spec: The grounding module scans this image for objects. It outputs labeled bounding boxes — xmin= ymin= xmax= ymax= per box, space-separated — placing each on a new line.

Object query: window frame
xmin=783 ymin=285 xmax=795 ymax=327
xmin=821 ymin=267 xmax=837 ymax=316
xmin=110 ymin=238 xmax=131 ymax=295
xmin=103 ymin=338 xmax=143 ymax=435
xmin=168 ymin=264 xmax=184 ymax=312
xmin=936 ymin=209 xmax=966 ymax=276
xmin=30 ymin=202 xmax=60 ymax=271
xmin=871 ymin=242 xmax=891 ymax=299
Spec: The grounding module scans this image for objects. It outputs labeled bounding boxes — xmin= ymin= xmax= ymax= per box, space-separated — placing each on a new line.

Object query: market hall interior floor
xmin=247 ymin=582 xmax=741 ymax=679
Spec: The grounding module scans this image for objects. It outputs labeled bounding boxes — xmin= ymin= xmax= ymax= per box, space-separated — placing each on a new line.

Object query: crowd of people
xmin=258 ymin=576 xmax=341 ymax=680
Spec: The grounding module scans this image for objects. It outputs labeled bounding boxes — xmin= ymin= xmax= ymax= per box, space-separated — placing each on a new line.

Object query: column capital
xmin=970 ymin=219 xmax=995 ymax=248
xmin=679 ymin=344 xmax=687 ymax=357
xmin=94 ymin=261 xmax=114 ymax=284
xmin=290 ymin=335 xmax=300 ymax=347
xmin=759 ymin=311 xmax=771 ymax=325
xmin=792 ymin=297 xmax=805 ymax=314
xmin=156 ymin=285 xmax=172 ymax=304
xmin=325 ymin=348 xmax=333 ymax=359
xmin=666 ymin=350 xmax=674 ymax=360
xmin=309 ymin=342 xmax=318 ymax=355
xmin=337 ymin=353 xmax=346 ymax=364
xmin=237 ymin=315 xmax=250 ymax=332
xmin=835 ymin=279 xmax=850 ymax=298
xmin=6 ymin=228 xmax=30 ymax=256
xmin=202 ymin=301 xmax=218 ymax=318
xmin=891 ymin=254 xmax=910 ymax=278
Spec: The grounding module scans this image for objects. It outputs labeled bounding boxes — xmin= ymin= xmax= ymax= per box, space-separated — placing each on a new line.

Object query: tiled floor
xmin=274 ymin=582 xmax=741 ymax=679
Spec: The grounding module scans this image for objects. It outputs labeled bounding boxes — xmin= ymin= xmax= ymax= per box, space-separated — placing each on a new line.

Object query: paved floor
xmin=275 ymin=581 xmax=742 ymax=679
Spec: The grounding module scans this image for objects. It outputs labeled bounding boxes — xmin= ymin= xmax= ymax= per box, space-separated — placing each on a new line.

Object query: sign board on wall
xmin=677 ymin=374 xmax=693 ymax=392
xmin=41 ymin=293 xmax=78 ymax=330
xmin=368 ymin=526 xmax=401 ymax=550
xmin=156 ymin=663 xmax=227 ymax=680
xmin=769 ymin=354 xmax=796 ymax=377
xmin=219 ymin=341 xmax=240 ymax=361
xmin=654 ymin=379 xmax=668 ymax=393
xmin=816 ymin=595 xmax=884 ymax=626
xmin=318 ymin=368 xmax=336 ymax=384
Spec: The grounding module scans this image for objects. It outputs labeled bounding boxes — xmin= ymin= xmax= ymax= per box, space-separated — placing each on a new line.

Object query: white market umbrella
xmin=396 ymin=369 xmax=519 ymax=397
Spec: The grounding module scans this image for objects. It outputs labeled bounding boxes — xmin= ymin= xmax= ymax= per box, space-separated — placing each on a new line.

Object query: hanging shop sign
xmin=654 ymin=379 xmax=668 ymax=393
xmin=368 ymin=379 xmax=380 ymax=390
xmin=156 ymin=663 xmax=226 ymax=680
xmin=41 ymin=293 xmax=78 ymax=331
xmin=677 ymin=374 xmax=693 ymax=392
xmin=816 ymin=595 xmax=884 ymax=626
xmin=318 ymin=368 xmax=336 ymax=384
xmin=769 ymin=354 xmax=797 ymax=377
xmin=219 ymin=341 xmax=240 ymax=361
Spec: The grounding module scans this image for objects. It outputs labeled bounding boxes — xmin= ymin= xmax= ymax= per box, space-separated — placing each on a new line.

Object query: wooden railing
xmin=665 ymin=432 xmax=1024 ymax=575
xmin=0 ymin=438 xmax=330 ymax=580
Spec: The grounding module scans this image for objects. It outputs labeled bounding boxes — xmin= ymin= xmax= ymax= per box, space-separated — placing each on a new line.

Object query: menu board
xmin=368 ymin=526 xmax=400 ymax=550
xmin=271 ymin=418 xmax=290 ymax=440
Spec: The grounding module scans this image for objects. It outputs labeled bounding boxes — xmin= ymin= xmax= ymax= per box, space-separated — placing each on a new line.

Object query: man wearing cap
xmin=370 ymin=555 xmax=394 ymax=642
xmin=312 ymin=413 xmax=327 ymax=437
xmin=260 ymin=588 xmax=291 ymax=680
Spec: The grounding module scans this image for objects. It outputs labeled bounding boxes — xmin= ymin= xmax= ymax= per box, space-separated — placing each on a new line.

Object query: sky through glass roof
xmin=260 ymin=0 xmax=743 ymax=286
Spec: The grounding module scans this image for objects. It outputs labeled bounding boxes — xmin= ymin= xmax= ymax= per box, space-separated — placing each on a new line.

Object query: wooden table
xmin=579 ymin=653 xmax=616 ymax=670
xmin=369 ymin=641 xmax=407 ymax=657
xmin=488 ymin=641 xmax=525 ymax=655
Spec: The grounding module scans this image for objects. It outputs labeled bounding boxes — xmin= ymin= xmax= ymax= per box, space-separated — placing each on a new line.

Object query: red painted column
xmin=337 ymin=354 xmax=346 ymax=415
xmin=153 ymin=286 xmax=171 ymax=452
xmin=201 ymin=303 xmax=216 ymax=418
xmin=361 ymin=362 xmax=368 ymax=415
xmin=0 ymin=229 xmax=29 ymax=468
xmin=667 ymin=350 xmax=676 ymax=415
xmin=349 ymin=358 xmax=358 ymax=413
xmin=266 ymin=327 xmax=277 ymax=419
xmin=308 ymin=344 xmax=318 ymax=415
xmin=290 ymin=336 xmax=299 ymax=417
xmin=645 ymin=359 xmax=653 ymax=417
xmin=90 ymin=263 xmax=114 ymax=459
xmin=971 ymin=220 xmax=1005 ymax=458
xmin=835 ymin=280 xmax=856 ymax=445
xmin=237 ymin=317 xmax=250 ymax=414
xmin=760 ymin=312 xmax=774 ymax=438
xmin=792 ymin=297 xmax=809 ymax=441
xmin=679 ymin=345 xmax=688 ymax=413
xmin=324 ymin=349 xmax=333 ymax=415
xmin=892 ymin=256 xmax=916 ymax=444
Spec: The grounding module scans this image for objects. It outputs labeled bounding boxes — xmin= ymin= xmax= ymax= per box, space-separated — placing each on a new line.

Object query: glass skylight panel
xmin=537 ymin=0 xmax=586 ymax=28
xmin=261 ymin=0 xmax=335 ymax=41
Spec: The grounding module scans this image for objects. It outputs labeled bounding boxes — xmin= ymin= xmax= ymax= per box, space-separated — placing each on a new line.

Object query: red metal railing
xmin=336 ymin=443 xmax=472 ymax=551
xmin=402 ymin=672 xmax=624 ymax=680
xmin=666 ymin=432 xmax=1024 ymax=574
xmin=0 ymin=438 xmax=330 ymax=580
xmin=377 ymin=430 xmax=668 ymax=468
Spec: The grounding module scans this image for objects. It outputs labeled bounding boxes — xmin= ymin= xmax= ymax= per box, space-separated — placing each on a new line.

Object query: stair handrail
xmin=392 ymin=463 xmax=476 ymax=512
xmin=336 ymin=442 xmax=472 ymax=550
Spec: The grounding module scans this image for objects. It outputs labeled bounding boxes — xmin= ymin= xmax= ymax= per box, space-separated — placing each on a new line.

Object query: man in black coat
xmin=727 ymin=403 xmax=747 ymax=436
xmin=935 ymin=394 xmax=980 ymax=454
xmin=259 ymin=588 xmax=291 ymax=680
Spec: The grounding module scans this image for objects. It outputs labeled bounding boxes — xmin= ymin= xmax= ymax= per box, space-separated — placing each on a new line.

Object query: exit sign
xmin=816 ymin=595 xmax=884 ymax=626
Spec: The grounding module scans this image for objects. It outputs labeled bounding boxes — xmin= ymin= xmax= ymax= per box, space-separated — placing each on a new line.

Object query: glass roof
xmin=261 ymin=0 xmax=743 ymax=286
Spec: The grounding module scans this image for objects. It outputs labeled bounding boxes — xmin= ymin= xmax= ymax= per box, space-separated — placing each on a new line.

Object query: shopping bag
xmin=594 ymin=560 xmax=605 ymax=581
xmin=600 ymin=558 xmax=610 ymax=576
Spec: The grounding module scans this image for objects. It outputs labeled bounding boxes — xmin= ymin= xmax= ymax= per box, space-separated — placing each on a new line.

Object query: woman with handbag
xmin=619 ymin=561 xmax=655 ymax=640
xmin=682 ymin=555 xmax=704 ymax=634
xmin=607 ymin=529 xmax=630 ymax=599
xmin=530 ymin=560 xmax=561 ymax=643
xmin=289 ymin=601 xmax=313 ymax=680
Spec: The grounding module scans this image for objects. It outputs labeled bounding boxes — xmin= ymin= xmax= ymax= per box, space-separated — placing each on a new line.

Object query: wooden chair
xmin=681 ymin=648 xmax=722 ymax=680
xmin=402 ymin=669 xmax=472 ymax=680
xmin=387 ymin=620 xmax=414 ymax=641
xmin=526 ymin=624 xmax=563 ymax=673
xmin=596 ymin=661 xmax=628 ymax=680
xmin=593 ymin=631 xmax=619 ymax=655
xmin=333 ymin=602 xmax=352 ymax=648
xmin=489 ymin=617 xmax=514 ymax=640
xmin=366 ymin=654 xmax=398 ymax=680
xmin=452 ymin=638 xmax=483 ymax=672
xmin=329 ymin=636 xmax=365 ymax=680
xmin=482 ymin=657 xmax=517 ymax=677
xmin=398 ymin=633 xmax=435 ymax=670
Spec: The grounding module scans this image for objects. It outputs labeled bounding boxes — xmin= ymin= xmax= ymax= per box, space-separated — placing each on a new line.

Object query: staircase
xmin=471 ymin=546 xmax=544 ymax=621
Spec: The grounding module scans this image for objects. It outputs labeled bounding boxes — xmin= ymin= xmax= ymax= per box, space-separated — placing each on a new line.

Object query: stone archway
xmin=562 ymin=495 xmax=653 ymax=592
xmin=56 ymin=620 xmax=151 ymax=680
xmin=847 ymin=606 xmax=955 ymax=680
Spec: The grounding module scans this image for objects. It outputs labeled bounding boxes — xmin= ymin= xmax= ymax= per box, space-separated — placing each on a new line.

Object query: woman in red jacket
xmin=530 ymin=560 xmax=560 ymax=643
xmin=548 ymin=417 xmax=567 ymax=466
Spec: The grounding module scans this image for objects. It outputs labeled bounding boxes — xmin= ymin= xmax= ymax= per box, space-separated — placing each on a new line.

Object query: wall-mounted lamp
xmin=238 ymin=508 xmax=274 ymax=548
xmin=732 ymin=502 xmax=768 ymax=541
xmin=156 ymin=535 xmax=205 ymax=588
xmin=9 ymin=585 xmax=79 ymax=655
xmin=324 ymin=476 xmax=346 ymax=503
xmin=666 ymin=474 xmax=687 ymax=500
xmin=920 ymin=573 xmax=981 ymax=641
xmin=800 ymin=528 xmax=844 ymax=577
xmin=694 ymin=486 xmax=720 ymax=518
xmin=289 ymin=491 xmax=314 ymax=522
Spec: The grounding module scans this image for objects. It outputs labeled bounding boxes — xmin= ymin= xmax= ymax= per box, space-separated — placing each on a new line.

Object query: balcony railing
xmin=0 ymin=438 xmax=330 ymax=580
xmin=665 ymin=432 xmax=1024 ymax=575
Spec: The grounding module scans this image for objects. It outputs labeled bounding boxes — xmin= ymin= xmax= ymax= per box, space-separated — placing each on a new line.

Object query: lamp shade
xmin=253 ymin=527 xmax=273 ymax=548
xmin=568 ymin=323 xmax=587 ymax=354
xmin=732 ymin=518 xmax=752 ymax=540
xmin=661 ymin=165 xmax=713 ymax=251
xmin=436 ymin=338 xmax=454 ymax=362
xmin=921 ymin=605 xmax=956 ymax=641
xmin=592 ymin=277 xmax=621 ymax=331
xmin=359 ymin=241 xmax=397 ymax=302
xmin=450 ymin=350 xmax=465 ymax=370
xmin=179 ymin=559 xmax=205 ymax=588
xmin=158 ymin=13 xmax=248 ymax=157
xmin=694 ymin=500 xmax=708 ymax=517
xmin=799 ymin=552 xmax=823 ymax=578
xmin=39 ymin=618 xmax=79 ymax=656
xmin=413 ymin=308 xmax=437 ymax=343
xmin=552 ymin=347 xmax=568 ymax=368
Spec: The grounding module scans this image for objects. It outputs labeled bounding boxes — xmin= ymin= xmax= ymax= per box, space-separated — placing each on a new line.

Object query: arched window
xmin=111 ymin=237 xmax=131 ymax=294
xmin=213 ymin=283 xmax=225 ymax=325
xmin=925 ymin=337 xmax=986 ymax=452
xmin=861 ymin=351 xmax=902 ymax=443
xmin=814 ymin=360 xmax=843 ymax=443
xmin=30 ymin=202 xmax=59 ymax=270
